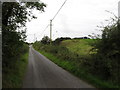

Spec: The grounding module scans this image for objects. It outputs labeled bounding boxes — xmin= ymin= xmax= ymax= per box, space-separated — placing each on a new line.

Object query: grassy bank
xmin=38 ymin=50 xmax=118 ymax=88
xmin=3 ymin=46 xmax=29 ymax=88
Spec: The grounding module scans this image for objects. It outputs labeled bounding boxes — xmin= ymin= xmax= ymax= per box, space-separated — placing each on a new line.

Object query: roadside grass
xmin=3 ymin=51 xmax=29 ymax=88
xmin=33 ymin=39 xmax=119 ymax=88
xmin=38 ymin=50 xmax=119 ymax=88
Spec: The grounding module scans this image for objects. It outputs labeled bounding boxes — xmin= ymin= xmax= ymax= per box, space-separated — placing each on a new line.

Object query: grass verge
xmin=3 ymin=52 xmax=29 ymax=88
xmin=37 ymin=50 xmax=119 ymax=89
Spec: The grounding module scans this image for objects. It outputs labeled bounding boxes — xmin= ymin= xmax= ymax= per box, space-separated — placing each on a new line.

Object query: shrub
xmin=90 ymin=17 xmax=120 ymax=85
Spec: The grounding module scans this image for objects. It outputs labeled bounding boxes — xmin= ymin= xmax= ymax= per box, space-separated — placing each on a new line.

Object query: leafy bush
xmin=90 ymin=17 xmax=120 ymax=86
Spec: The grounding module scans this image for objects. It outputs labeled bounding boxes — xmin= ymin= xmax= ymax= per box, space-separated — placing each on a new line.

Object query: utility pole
xmin=118 ymin=1 xmax=120 ymax=18
xmin=50 ymin=20 xmax=52 ymax=44
xmin=118 ymin=1 xmax=120 ymax=24
xmin=34 ymin=34 xmax=36 ymax=42
xmin=36 ymin=37 xmax=37 ymax=42
xmin=49 ymin=0 xmax=67 ymax=44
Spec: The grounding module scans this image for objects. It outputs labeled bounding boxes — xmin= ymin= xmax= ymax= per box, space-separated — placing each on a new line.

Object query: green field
xmin=61 ymin=39 xmax=95 ymax=56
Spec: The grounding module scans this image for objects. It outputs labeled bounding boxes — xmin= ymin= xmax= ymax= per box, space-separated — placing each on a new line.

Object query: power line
xmin=42 ymin=24 xmax=49 ymax=34
xmin=39 ymin=24 xmax=49 ymax=39
xmin=39 ymin=0 xmax=68 ymax=41
xmin=49 ymin=0 xmax=68 ymax=42
xmin=52 ymin=0 xmax=68 ymax=21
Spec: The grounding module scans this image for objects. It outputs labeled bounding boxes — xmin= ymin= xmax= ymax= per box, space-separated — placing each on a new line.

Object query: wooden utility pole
xmin=50 ymin=20 xmax=52 ymax=44
xmin=34 ymin=34 xmax=36 ymax=42
xmin=118 ymin=1 xmax=120 ymax=18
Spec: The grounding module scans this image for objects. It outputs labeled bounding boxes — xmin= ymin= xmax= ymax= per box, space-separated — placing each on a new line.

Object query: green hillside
xmin=61 ymin=39 xmax=95 ymax=57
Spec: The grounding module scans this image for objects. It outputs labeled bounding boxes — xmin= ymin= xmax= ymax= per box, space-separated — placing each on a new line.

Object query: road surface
xmin=23 ymin=46 xmax=95 ymax=88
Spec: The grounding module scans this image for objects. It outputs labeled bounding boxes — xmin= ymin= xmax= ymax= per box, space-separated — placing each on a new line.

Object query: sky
xmin=25 ymin=0 xmax=119 ymax=43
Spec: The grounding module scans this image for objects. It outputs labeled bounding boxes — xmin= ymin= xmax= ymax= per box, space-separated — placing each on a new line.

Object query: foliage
xmin=2 ymin=1 xmax=46 ymax=67
xmin=41 ymin=36 xmax=51 ymax=44
xmin=73 ymin=37 xmax=90 ymax=39
xmin=90 ymin=17 xmax=120 ymax=86
xmin=3 ymin=44 xmax=29 ymax=88
xmin=2 ymin=1 xmax=46 ymax=87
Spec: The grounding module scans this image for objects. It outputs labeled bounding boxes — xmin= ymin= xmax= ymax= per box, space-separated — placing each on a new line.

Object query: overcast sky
xmin=26 ymin=0 xmax=119 ymax=43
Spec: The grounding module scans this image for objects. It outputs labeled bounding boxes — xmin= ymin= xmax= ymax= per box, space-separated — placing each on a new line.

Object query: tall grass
xmin=3 ymin=44 xmax=29 ymax=88
xmin=36 ymin=48 xmax=118 ymax=88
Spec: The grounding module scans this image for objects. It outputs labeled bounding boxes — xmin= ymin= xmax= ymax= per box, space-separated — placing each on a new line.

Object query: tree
xmin=41 ymin=36 xmax=51 ymax=44
xmin=91 ymin=16 xmax=120 ymax=85
xmin=2 ymin=1 xmax=46 ymax=67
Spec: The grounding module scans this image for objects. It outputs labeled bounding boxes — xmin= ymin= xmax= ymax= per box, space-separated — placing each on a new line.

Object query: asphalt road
xmin=23 ymin=46 xmax=95 ymax=88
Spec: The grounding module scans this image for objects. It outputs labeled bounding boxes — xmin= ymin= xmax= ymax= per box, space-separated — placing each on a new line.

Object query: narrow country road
xmin=23 ymin=45 xmax=95 ymax=88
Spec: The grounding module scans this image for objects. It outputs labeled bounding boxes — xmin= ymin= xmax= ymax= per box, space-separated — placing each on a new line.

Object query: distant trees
xmin=2 ymin=1 xmax=46 ymax=67
xmin=53 ymin=37 xmax=71 ymax=45
xmin=73 ymin=37 xmax=90 ymax=39
xmin=53 ymin=37 xmax=90 ymax=45
xmin=41 ymin=36 xmax=51 ymax=44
